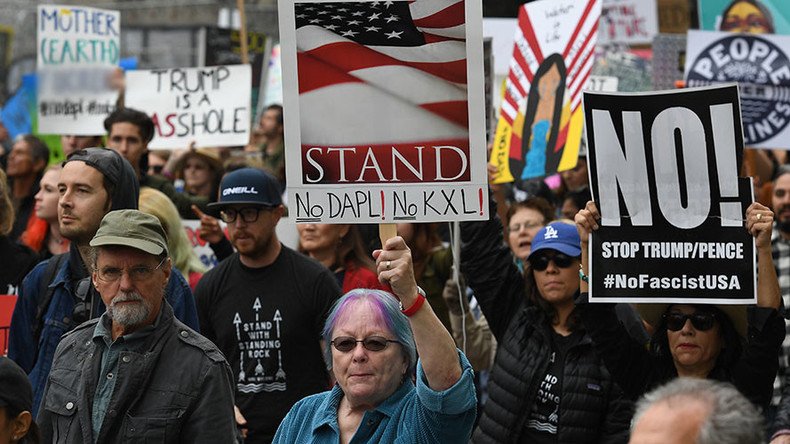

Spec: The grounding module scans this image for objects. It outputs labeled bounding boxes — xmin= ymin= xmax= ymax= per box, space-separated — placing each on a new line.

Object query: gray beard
xmin=107 ymin=291 xmax=151 ymax=327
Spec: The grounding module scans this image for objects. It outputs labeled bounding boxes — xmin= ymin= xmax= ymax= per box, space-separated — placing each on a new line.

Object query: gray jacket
xmin=38 ymin=302 xmax=238 ymax=443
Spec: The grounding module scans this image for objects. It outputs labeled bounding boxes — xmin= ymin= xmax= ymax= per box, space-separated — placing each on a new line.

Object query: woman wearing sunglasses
xmin=574 ymin=201 xmax=783 ymax=409
xmin=459 ymin=212 xmax=634 ymax=443
xmin=272 ymin=236 xmax=477 ymax=443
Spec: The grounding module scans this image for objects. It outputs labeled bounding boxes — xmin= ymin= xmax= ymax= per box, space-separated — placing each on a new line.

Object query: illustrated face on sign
xmin=720 ymin=0 xmax=773 ymax=34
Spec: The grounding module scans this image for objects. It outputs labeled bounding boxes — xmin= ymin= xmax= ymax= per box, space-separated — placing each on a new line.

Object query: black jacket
xmin=575 ymin=293 xmax=784 ymax=410
xmin=460 ymin=204 xmax=631 ymax=443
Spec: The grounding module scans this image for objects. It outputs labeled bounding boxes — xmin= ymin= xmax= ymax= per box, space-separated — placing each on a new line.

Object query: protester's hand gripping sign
xmin=125 ymin=65 xmax=252 ymax=149
xmin=278 ymin=0 xmax=488 ymax=224
xmin=37 ymin=5 xmax=120 ymax=135
xmin=583 ymin=84 xmax=756 ymax=304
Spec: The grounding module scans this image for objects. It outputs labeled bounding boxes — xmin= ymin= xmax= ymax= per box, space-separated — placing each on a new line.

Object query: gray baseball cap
xmin=90 ymin=209 xmax=168 ymax=256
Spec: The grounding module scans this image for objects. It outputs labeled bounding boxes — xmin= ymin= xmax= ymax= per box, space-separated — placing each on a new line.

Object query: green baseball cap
xmin=90 ymin=209 xmax=168 ymax=256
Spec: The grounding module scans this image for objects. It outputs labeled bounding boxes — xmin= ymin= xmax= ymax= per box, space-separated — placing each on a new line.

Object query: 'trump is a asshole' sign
xmin=278 ymin=0 xmax=488 ymax=223
xmin=125 ymin=64 xmax=251 ymax=149
xmin=583 ymin=84 xmax=756 ymax=304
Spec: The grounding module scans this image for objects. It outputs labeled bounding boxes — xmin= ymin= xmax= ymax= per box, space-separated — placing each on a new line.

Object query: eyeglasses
xmin=663 ymin=312 xmax=717 ymax=332
xmin=150 ymin=165 xmax=164 ymax=175
xmin=220 ymin=207 xmax=270 ymax=223
xmin=331 ymin=336 xmax=400 ymax=353
xmin=508 ymin=221 xmax=543 ymax=233
xmin=529 ymin=253 xmax=576 ymax=271
xmin=97 ymin=256 xmax=167 ymax=283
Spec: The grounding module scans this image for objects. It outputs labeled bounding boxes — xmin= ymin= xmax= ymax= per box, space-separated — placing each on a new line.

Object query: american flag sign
xmin=279 ymin=0 xmax=488 ymax=224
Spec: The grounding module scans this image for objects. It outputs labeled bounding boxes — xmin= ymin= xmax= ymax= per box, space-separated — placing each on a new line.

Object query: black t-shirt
xmin=520 ymin=330 xmax=583 ymax=444
xmin=195 ymin=246 xmax=341 ymax=443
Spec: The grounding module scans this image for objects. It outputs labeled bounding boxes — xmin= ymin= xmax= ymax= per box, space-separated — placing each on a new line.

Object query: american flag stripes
xmin=293 ymin=0 xmax=472 ymax=183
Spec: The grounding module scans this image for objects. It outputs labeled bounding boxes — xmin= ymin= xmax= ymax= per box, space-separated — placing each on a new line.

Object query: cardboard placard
xmin=278 ymin=0 xmax=488 ymax=223
xmin=125 ymin=64 xmax=252 ymax=149
xmin=36 ymin=5 xmax=120 ymax=135
xmin=584 ymin=84 xmax=756 ymax=304
xmin=489 ymin=0 xmax=601 ymax=183
xmin=599 ymin=0 xmax=659 ymax=46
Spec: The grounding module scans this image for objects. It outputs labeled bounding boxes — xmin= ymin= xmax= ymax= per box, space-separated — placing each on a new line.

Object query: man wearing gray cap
xmin=38 ymin=210 xmax=238 ymax=443
xmin=8 ymin=148 xmax=199 ymax=417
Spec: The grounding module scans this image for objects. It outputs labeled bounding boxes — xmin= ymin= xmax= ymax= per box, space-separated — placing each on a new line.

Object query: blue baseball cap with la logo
xmin=528 ymin=222 xmax=581 ymax=260
xmin=208 ymin=167 xmax=283 ymax=212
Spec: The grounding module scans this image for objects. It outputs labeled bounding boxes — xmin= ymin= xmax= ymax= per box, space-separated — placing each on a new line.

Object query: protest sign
xmin=489 ymin=0 xmax=600 ymax=184
xmin=278 ymin=0 xmax=488 ymax=223
xmin=182 ymin=219 xmax=227 ymax=269
xmin=583 ymin=84 xmax=755 ymax=304
xmin=699 ymin=0 xmax=790 ymax=34
xmin=125 ymin=64 xmax=252 ymax=149
xmin=657 ymin=0 xmax=693 ymax=33
xmin=652 ymin=33 xmax=686 ymax=90
xmin=599 ymin=0 xmax=658 ymax=46
xmin=685 ymin=30 xmax=790 ymax=148
xmin=37 ymin=5 xmax=120 ymax=135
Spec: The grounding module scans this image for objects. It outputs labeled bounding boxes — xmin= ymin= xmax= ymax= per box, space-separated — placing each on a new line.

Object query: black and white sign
xmin=583 ymin=84 xmax=756 ymax=304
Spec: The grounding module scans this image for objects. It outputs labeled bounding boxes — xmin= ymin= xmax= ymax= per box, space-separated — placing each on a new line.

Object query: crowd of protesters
xmin=0 ymin=97 xmax=790 ymax=444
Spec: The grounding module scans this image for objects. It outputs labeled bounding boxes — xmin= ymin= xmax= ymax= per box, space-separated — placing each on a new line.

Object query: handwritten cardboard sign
xmin=599 ymin=0 xmax=658 ymax=46
xmin=584 ymin=84 xmax=755 ymax=304
xmin=489 ymin=0 xmax=601 ymax=183
xmin=37 ymin=5 xmax=120 ymax=135
xmin=125 ymin=64 xmax=252 ymax=149
xmin=278 ymin=0 xmax=488 ymax=223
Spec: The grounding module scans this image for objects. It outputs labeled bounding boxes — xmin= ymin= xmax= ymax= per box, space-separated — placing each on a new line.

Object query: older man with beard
xmin=37 ymin=210 xmax=238 ymax=443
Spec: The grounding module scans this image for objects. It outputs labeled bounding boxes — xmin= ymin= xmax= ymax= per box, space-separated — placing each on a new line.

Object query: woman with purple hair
xmin=273 ymin=236 xmax=477 ymax=443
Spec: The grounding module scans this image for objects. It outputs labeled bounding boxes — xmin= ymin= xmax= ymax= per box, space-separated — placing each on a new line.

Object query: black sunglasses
xmin=529 ymin=252 xmax=575 ymax=271
xmin=331 ymin=336 xmax=399 ymax=353
xmin=663 ymin=312 xmax=717 ymax=332
xmin=220 ymin=207 xmax=269 ymax=223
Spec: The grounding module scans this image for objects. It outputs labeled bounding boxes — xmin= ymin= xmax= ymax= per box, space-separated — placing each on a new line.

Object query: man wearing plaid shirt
xmin=771 ymin=166 xmax=790 ymax=440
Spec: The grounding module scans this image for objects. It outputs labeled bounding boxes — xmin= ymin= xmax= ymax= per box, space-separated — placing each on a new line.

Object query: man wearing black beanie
xmin=7 ymin=148 xmax=200 ymax=416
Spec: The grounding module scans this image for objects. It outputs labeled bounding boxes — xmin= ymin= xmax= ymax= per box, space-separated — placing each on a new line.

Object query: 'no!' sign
xmin=583 ymin=84 xmax=756 ymax=304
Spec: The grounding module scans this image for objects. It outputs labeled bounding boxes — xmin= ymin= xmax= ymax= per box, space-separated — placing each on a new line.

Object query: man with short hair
xmin=195 ymin=168 xmax=340 ymax=443
xmin=629 ymin=378 xmax=763 ymax=444
xmin=770 ymin=165 xmax=790 ymax=440
xmin=38 ymin=210 xmax=238 ymax=443
xmin=8 ymin=148 xmax=199 ymax=415
xmin=257 ymin=104 xmax=285 ymax=188
xmin=103 ymin=108 xmax=209 ymax=218
xmin=7 ymin=135 xmax=49 ymax=241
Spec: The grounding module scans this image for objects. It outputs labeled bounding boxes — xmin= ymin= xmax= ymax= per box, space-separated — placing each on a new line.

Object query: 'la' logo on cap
xmin=544 ymin=226 xmax=558 ymax=240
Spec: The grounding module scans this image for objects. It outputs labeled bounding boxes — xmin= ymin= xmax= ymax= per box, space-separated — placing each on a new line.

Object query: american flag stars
xmin=295 ymin=1 xmax=426 ymax=47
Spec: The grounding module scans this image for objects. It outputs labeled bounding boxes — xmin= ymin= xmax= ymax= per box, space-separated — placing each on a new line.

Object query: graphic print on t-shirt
xmin=234 ymin=297 xmax=287 ymax=394
xmin=527 ymin=351 xmax=561 ymax=435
